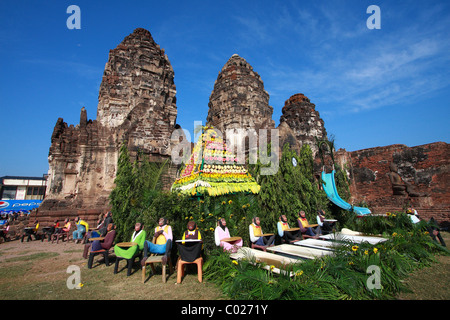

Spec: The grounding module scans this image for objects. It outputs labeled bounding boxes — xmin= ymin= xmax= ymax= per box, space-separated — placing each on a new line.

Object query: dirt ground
xmin=0 ymin=233 xmax=449 ymax=300
xmin=0 ymin=237 xmax=227 ymax=300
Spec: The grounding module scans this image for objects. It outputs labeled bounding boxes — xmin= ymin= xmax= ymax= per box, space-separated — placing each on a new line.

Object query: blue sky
xmin=1 ymin=0 xmax=449 ymax=177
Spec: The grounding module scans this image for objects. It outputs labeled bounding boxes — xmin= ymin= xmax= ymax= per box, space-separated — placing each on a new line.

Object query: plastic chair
xmin=177 ymin=256 xmax=203 ymax=284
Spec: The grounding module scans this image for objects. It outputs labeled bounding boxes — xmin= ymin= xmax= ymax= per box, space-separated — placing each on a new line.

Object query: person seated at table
xmin=51 ymin=218 xmax=70 ymax=239
xmin=90 ymin=223 xmax=116 ymax=252
xmin=73 ymin=217 xmax=89 ymax=244
xmin=297 ymin=211 xmax=321 ymax=238
xmin=214 ymin=218 xmax=242 ymax=253
xmin=86 ymin=213 xmax=104 ymax=239
xmin=141 ymin=217 xmax=172 ymax=266
xmin=98 ymin=211 xmax=114 ymax=237
xmin=86 ymin=211 xmax=114 ymax=240
xmin=114 ymin=222 xmax=147 ymax=260
xmin=82 ymin=223 xmax=116 ymax=259
xmin=277 ymin=215 xmax=302 ymax=243
xmin=23 ymin=219 xmax=40 ymax=242
xmin=182 ymin=220 xmax=202 ymax=243
xmin=43 ymin=220 xmax=59 ymax=242
xmin=249 ymin=216 xmax=275 ymax=247
xmin=60 ymin=218 xmax=71 ymax=233
xmin=178 ymin=221 xmax=203 ymax=262
xmin=316 ymin=209 xmax=335 ymax=234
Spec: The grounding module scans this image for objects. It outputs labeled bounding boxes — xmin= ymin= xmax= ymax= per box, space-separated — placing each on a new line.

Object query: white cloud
xmin=257 ymin=3 xmax=450 ymax=117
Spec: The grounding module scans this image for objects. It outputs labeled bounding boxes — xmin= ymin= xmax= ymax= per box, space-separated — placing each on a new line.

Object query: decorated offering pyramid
xmin=171 ymin=127 xmax=261 ymax=196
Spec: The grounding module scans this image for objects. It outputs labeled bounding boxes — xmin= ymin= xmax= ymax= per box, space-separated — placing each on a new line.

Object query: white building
xmin=0 ymin=176 xmax=47 ymax=201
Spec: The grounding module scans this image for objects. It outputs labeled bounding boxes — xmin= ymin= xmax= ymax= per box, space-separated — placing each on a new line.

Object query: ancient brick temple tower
xmin=40 ymin=28 xmax=179 ymax=225
xmin=278 ymin=93 xmax=327 ymax=155
xmin=207 ymin=54 xmax=275 ymax=133
xmin=206 ymin=54 xmax=276 ymax=160
xmin=206 ymin=54 xmax=327 ymax=160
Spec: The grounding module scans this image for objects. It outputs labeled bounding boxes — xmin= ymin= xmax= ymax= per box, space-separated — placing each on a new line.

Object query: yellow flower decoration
xmin=221 ymin=201 xmax=226 ymax=205
xmin=348 ymin=261 xmax=354 ymax=265
xmin=364 ymin=250 xmax=369 ymax=255
xmin=392 ymin=232 xmax=398 ymax=237
xmin=270 ymin=265 xmax=275 ymax=271
xmin=295 ymin=270 xmax=303 ymax=277
xmin=386 ymin=212 xmax=391 ymax=216
xmin=228 ymin=200 xmax=233 ymax=204
xmin=210 ymin=227 xmax=214 ymax=231
xmin=352 ymin=245 xmax=359 ymax=252
xmin=232 ymin=260 xmax=238 ymax=265
xmin=373 ymin=248 xmax=378 ymax=254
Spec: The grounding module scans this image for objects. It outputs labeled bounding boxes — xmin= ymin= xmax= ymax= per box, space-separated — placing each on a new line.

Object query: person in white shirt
xmin=316 ymin=209 xmax=335 ymax=233
xmin=249 ymin=217 xmax=275 ymax=247
xmin=407 ymin=208 xmax=446 ymax=247
xmin=407 ymin=208 xmax=421 ymax=224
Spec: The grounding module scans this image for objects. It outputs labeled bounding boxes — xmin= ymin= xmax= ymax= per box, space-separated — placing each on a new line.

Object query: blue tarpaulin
xmin=0 ymin=200 xmax=42 ymax=213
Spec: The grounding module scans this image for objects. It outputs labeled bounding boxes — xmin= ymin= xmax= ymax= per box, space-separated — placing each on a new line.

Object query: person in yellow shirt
xmin=249 ymin=217 xmax=275 ymax=247
xmin=141 ymin=217 xmax=172 ymax=265
xmin=182 ymin=220 xmax=202 ymax=243
xmin=178 ymin=221 xmax=203 ymax=263
xmin=73 ymin=217 xmax=89 ymax=243
xmin=22 ymin=219 xmax=40 ymax=242
xmin=277 ymin=215 xmax=302 ymax=243
xmin=297 ymin=211 xmax=321 ymax=238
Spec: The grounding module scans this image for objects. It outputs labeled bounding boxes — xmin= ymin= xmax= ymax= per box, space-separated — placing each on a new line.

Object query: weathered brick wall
xmin=336 ymin=142 xmax=450 ymax=225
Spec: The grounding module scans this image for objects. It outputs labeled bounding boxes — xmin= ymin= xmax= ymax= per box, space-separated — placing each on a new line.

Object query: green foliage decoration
xmin=109 ymin=143 xmax=169 ymax=242
xmin=249 ymin=143 xmax=329 ymax=231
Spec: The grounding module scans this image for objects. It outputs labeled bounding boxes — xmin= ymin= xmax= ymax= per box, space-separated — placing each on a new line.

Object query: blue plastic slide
xmin=321 ymin=170 xmax=371 ymax=216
